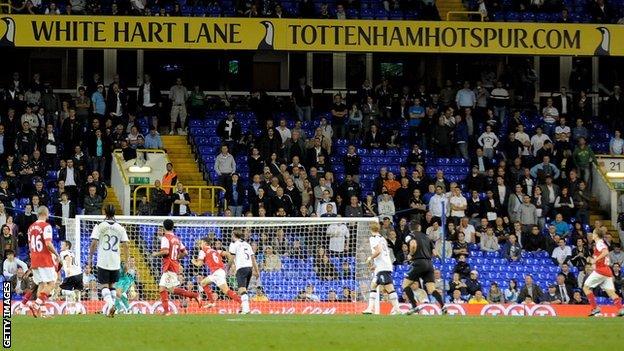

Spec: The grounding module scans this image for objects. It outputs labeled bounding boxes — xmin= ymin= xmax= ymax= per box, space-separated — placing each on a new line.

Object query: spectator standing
xmin=573 ymin=137 xmax=595 ymax=186
xmin=214 ymin=145 xmax=236 ymax=187
xmin=490 ymin=81 xmax=510 ymax=123
xmin=477 ymin=125 xmax=499 ymax=159
xmin=74 ymin=86 xmax=91 ymax=123
xmin=161 ymin=163 xmax=177 ymax=195
xmin=327 ymin=223 xmax=349 ymax=256
xmin=137 ymin=74 xmax=162 ymax=129
xmin=171 ymin=183 xmax=191 ymax=216
xmin=169 ymin=77 xmax=188 ymax=135
xmin=217 ymin=112 xmax=242 ymax=154
xmin=455 ymin=81 xmax=476 ymax=110
xmin=330 ymin=94 xmax=348 ymax=139
xmin=226 ymin=173 xmax=245 ymax=217
xmin=293 ymin=77 xmax=313 ymax=121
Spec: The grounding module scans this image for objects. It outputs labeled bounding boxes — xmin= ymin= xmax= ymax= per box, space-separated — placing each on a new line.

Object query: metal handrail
xmin=132 ymin=185 xmax=226 ymax=215
xmin=446 ymin=11 xmax=484 ymax=21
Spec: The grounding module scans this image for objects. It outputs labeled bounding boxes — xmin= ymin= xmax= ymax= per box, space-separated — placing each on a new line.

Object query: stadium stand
xmin=8 ymin=0 xmax=624 ymax=23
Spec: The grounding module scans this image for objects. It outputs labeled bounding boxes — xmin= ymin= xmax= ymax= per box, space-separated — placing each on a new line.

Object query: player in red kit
xmin=151 ymin=219 xmax=201 ymax=315
xmin=192 ymin=238 xmax=241 ymax=308
xmin=26 ymin=206 xmax=60 ymax=318
xmin=583 ymin=228 xmax=624 ymax=317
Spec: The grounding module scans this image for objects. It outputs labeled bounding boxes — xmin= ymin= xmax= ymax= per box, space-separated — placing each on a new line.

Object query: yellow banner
xmin=0 ymin=15 xmax=621 ymax=56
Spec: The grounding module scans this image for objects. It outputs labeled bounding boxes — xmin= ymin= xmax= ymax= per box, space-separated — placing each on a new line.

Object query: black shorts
xmin=236 ymin=267 xmax=252 ymax=289
xmin=375 ymin=271 xmax=393 ymax=286
xmin=60 ymin=274 xmax=84 ymax=291
xmin=97 ymin=268 xmax=120 ymax=285
xmin=404 ymin=260 xmax=435 ymax=284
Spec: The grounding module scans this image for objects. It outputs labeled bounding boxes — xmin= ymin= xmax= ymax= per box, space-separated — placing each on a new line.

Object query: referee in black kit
xmin=402 ymin=221 xmax=447 ymax=315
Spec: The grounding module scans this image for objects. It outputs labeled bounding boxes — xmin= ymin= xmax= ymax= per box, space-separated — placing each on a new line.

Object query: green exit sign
xmin=614 ymin=182 xmax=624 ymax=190
xmin=129 ymin=177 xmax=150 ymax=185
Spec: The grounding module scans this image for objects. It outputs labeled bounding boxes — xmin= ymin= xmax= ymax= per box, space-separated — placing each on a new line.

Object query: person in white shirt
xmin=428 ymin=186 xmax=450 ymax=222
xmin=542 ymin=98 xmax=559 ymax=134
xmin=327 ymin=223 xmax=349 ymax=255
xmin=377 ymin=193 xmax=396 ymax=218
xmin=3 ymin=250 xmax=28 ymax=279
xmin=551 ymin=238 xmax=572 ymax=267
xmin=449 ymin=187 xmax=467 ymax=224
xmin=459 ymin=217 xmax=477 ymax=243
xmin=87 ymin=205 xmax=129 ymax=317
xmin=610 ymin=130 xmax=624 ymax=155
xmin=229 ymin=230 xmax=259 ymax=314
xmin=555 ymin=117 xmax=571 ymax=143
xmin=477 ymin=125 xmax=499 ymax=159
xmin=276 ymin=119 xmax=291 ymax=143
xmin=363 ymin=222 xmax=401 ymax=315
xmin=515 ymin=124 xmax=530 ymax=145
xmin=530 ymin=127 xmax=552 ymax=156
xmin=59 ymin=240 xmax=84 ymax=313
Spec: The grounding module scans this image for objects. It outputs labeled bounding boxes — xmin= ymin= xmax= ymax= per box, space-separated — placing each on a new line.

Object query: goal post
xmin=67 ymin=215 xmax=381 ymax=315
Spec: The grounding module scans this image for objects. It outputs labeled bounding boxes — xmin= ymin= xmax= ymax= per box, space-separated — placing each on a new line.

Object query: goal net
xmin=66 ymin=216 xmax=379 ymax=315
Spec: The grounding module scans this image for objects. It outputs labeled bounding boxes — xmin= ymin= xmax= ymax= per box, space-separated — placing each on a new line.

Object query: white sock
xmin=102 ymin=288 xmax=113 ymax=313
xmin=241 ymin=293 xmax=249 ymax=311
xmin=367 ymin=291 xmax=378 ymax=310
xmin=388 ymin=292 xmax=399 ymax=310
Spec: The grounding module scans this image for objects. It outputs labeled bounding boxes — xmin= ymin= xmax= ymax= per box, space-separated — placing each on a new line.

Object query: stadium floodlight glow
xmin=605 ymin=172 xmax=624 ymax=178
xmin=129 ymin=165 xmax=151 ymax=173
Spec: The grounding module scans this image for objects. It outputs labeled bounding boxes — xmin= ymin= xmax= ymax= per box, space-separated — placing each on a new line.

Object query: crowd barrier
xmin=10 ymin=301 xmax=622 ymax=317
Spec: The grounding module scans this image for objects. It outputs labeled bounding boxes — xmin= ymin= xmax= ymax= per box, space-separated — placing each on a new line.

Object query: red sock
xmin=613 ymin=297 xmax=622 ymax=309
xmin=227 ymin=290 xmax=242 ymax=303
xmin=202 ymin=285 xmax=215 ymax=302
xmin=160 ymin=290 xmax=169 ymax=313
xmin=21 ymin=291 xmax=32 ymax=305
xmin=173 ymin=288 xmax=198 ymax=299
xmin=587 ymin=292 xmax=597 ymax=308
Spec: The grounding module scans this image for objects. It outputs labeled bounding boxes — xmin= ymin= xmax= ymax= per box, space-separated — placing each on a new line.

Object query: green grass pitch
xmin=10 ymin=314 xmax=624 ymax=351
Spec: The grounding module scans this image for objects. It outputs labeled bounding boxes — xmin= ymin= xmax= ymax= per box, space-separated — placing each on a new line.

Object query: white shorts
xmin=32 ymin=267 xmax=58 ymax=285
xmin=204 ymin=269 xmax=227 ymax=287
xmin=583 ymin=271 xmax=615 ymax=291
xmin=159 ymin=272 xmax=181 ymax=289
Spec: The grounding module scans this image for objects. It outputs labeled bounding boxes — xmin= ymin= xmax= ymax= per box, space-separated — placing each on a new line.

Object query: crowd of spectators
xmin=0 ymin=69 xmax=173 ymax=267
xmin=177 ymin=65 xmax=624 ymax=303
xmin=9 ymin=0 xmax=624 ymax=23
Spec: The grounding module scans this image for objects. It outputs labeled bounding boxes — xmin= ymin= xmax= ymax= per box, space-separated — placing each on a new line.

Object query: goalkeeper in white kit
xmin=363 ymin=222 xmax=401 ymax=315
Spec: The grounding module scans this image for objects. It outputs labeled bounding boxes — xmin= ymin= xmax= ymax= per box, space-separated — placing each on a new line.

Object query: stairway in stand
xmin=589 ymin=199 xmax=621 ymax=244
xmin=437 ymin=0 xmax=469 ymax=20
xmin=103 ymin=186 xmax=120 ymax=210
xmin=162 ymin=135 xmax=216 ymax=214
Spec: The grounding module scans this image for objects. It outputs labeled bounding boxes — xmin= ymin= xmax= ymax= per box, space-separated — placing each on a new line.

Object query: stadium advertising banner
xmin=11 ymin=301 xmax=624 ymax=317
xmin=0 ymin=15 xmax=622 ymax=56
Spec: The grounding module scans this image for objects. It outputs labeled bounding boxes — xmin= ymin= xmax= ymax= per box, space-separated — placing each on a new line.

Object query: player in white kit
xmin=87 ymin=205 xmax=129 ymax=317
xmin=228 ymin=230 xmax=259 ymax=314
xmin=59 ymin=240 xmax=84 ymax=314
xmin=363 ymin=222 xmax=401 ymax=315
